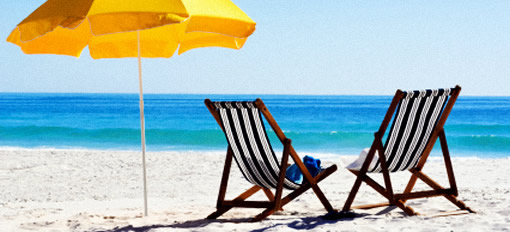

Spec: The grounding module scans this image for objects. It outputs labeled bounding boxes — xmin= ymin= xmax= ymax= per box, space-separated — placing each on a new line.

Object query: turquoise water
xmin=0 ymin=93 xmax=509 ymax=158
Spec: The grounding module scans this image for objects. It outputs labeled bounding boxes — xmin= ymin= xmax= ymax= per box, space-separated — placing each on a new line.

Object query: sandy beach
xmin=0 ymin=148 xmax=508 ymax=231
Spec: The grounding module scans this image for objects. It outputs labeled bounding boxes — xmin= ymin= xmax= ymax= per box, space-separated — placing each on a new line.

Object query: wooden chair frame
xmin=205 ymin=98 xmax=338 ymax=222
xmin=342 ymin=85 xmax=474 ymax=216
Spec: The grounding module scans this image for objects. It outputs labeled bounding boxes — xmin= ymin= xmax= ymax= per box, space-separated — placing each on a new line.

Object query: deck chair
xmin=341 ymin=85 xmax=474 ymax=216
xmin=205 ymin=98 xmax=338 ymax=222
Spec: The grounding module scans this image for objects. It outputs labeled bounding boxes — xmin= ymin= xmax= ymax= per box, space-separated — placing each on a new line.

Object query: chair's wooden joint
xmin=223 ymin=200 xmax=274 ymax=208
xmin=374 ymin=131 xmax=385 ymax=139
xmin=453 ymin=190 xmax=459 ymax=197
xmin=411 ymin=167 xmax=422 ymax=173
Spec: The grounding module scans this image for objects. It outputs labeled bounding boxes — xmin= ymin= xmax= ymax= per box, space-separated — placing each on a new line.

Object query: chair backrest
xmin=208 ymin=100 xmax=300 ymax=190
xmin=369 ymin=87 xmax=458 ymax=173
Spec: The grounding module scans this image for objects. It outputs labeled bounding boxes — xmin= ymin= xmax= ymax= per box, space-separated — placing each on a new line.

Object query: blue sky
xmin=1 ymin=1 xmax=509 ymax=96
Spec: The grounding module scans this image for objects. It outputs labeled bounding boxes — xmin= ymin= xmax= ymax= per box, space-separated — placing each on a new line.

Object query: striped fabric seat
xmin=206 ymin=98 xmax=338 ymax=221
xmin=212 ymin=101 xmax=301 ymax=190
xmin=341 ymin=86 xmax=474 ymax=216
xmin=369 ymin=87 xmax=454 ymax=173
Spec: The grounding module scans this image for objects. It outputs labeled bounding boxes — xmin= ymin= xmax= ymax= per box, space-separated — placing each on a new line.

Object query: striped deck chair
xmin=341 ymin=85 xmax=474 ymax=216
xmin=205 ymin=98 xmax=338 ymax=221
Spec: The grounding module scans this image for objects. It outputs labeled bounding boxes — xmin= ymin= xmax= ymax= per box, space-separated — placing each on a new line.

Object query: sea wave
xmin=446 ymin=124 xmax=510 ymax=136
xmin=448 ymin=134 xmax=510 ymax=151
xmin=0 ymin=126 xmax=225 ymax=149
xmin=1 ymin=126 xmax=509 ymax=156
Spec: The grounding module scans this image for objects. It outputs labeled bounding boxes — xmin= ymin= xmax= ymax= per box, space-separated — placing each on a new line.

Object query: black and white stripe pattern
xmin=369 ymin=88 xmax=453 ymax=173
xmin=212 ymin=101 xmax=301 ymax=190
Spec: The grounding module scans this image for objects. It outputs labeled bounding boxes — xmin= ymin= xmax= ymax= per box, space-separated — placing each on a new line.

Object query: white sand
xmin=1 ymin=148 xmax=508 ymax=231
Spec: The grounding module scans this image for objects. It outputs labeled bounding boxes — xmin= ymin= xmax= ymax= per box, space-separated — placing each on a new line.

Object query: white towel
xmin=346 ymin=148 xmax=380 ymax=171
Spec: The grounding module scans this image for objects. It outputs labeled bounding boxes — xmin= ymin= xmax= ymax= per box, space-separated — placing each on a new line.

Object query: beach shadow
xmin=375 ymin=206 xmax=400 ymax=215
xmin=96 ymin=213 xmax=370 ymax=232
xmin=96 ymin=217 xmax=253 ymax=232
xmin=250 ymin=217 xmax=329 ymax=232
xmin=251 ymin=214 xmax=367 ymax=232
xmin=98 ymin=225 xmax=171 ymax=232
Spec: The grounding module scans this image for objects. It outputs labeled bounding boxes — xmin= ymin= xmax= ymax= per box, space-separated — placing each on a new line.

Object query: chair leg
xmin=310 ymin=184 xmax=334 ymax=212
xmin=348 ymin=170 xmax=418 ymax=215
xmin=262 ymin=188 xmax=275 ymax=201
xmin=342 ymin=143 xmax=383 ymax=212
xmin=342 ymin=172 xmax=363 ymax=212
xmin=252 ymin=208 xmax=276 ymax=222
xmin=401 ymin=132 xmax=474 ymax=214
xmin=209 ymin=147 xmax=337 ymax=221
xmin=281 ymin=165 xmax=337 ymax=207
xmin=394 ymin=200 xmax=418 ymax=215
xmin=214 ymin=148 xmax=234 ymax=208
xmin=413 ymin=170 xmax=474 ymax=213
xmin=252 ymin=164 xmax=338 ymax=222
xmin=438 ymin=130 xmax=458 ymax=196
xmin=207 ymin=185 xmax=262 ymax=219
xmin=288 ymin=148 xmax=336 ymax=212
xmin=207 ymin=207 xmax=233 ymax=220
xmin=274 ymin=140 xmax=291 ymax=211
xmin=307 ymin=165 xmax=337 ymax=212
xmin=262 ymin=188 xmax=284 ymax=211
xmin=402 ymin=173 xmax=419 ymax=203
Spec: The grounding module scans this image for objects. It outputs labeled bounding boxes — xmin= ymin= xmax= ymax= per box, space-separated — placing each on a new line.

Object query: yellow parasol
xmin=7 ymin=0 xmax=256 ymax=216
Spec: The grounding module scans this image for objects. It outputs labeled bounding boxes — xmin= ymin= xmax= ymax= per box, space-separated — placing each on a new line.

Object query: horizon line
xmin=0 ymin=91 xmax=509 ymax=97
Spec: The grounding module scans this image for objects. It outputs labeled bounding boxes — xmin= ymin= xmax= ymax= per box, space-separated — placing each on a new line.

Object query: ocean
xmin=0 ymin=93 xmax=509 ymax=158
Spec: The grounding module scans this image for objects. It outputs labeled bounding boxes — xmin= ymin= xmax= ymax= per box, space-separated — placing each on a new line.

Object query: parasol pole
xmin=137 ymin=30 xmax=149 ymax=216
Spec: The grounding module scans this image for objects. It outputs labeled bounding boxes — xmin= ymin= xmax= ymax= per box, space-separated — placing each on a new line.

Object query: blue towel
xmin=303 ymin=155 xmax=322 ymax=177
xmin=286 ymin=163 xmax=303 ymax=184
xmin=286 ymin=155 xmax=322 ymax=184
